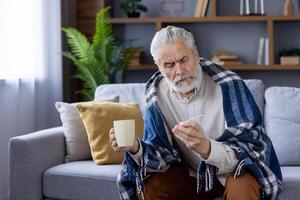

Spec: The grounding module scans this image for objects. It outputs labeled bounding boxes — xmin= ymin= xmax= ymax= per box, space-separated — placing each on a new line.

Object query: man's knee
xmin=224 ymin=173 xmax=260 ymax=200
xmin=143 ymin=172 xmax=169 ymax=200
xmin=143 ymin=164 xmax=196 ymax=200
xmin=143 ymin=165 xmax=182 ymax=200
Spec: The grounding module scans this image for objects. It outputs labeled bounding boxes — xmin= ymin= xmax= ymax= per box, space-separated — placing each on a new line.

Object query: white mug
xmin=113 ymin=119 xmax=135 ymax=147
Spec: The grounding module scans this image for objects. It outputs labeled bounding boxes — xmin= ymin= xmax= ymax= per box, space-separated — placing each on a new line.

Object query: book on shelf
xmin=211 ymin=50 xmax=243 ymax=66
xmin=194 ymin=0 xmax=209 ymax=17
xmin=212 ymin=50 xmax=236 ymax=56
xmin=264 ymin=38 xmax=269 ymax=65
xmin=257 ymin=37 xmax=269 ymax=65
xmin=201 ymin=0 xmax=209 ymax=17
xmin=257 ymin=37 xmax=264 ymax=65
xmin=194 ymin=0 xmax=204 ymax=17
xmin=212 ymin=54 xmax=238 ymax=60
xmin=212 ymin=58 xmax=243 ymax=66
xmin=212 ymin=50 xmax=238 ymax=59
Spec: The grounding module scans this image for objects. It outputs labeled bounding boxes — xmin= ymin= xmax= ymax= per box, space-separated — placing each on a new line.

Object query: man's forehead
xmin=155 ymin=40 xmax=194 ymax=63
xmin=158 ymin=47 xmax=191 ymax=63
xmin=159 ymin=51 xmax=186 ymax=63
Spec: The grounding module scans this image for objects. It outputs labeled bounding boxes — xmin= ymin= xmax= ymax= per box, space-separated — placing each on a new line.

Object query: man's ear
xmin=155 ymin=60 xmax=166 ymax=77
xmin=155 ymin=60 xmax=161 ymax=70
xmin=193 ymin=46 xmax=200 ymax=62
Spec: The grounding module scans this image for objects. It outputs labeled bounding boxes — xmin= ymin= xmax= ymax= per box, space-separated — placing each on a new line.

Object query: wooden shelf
xmin=109 ymin=15 xmax=300 ymax=24
xmin=126 ymin=64 xmax=300 ymax=71
xmin=75 ymin=1 xmax=300 ymax=72
xmin=271 ymin=15 xmax=300 ymax=21
xmin=213 ymin=64 xmax=300 ymax=71
xmin=109 ymin=15 xmax=300 ymax=33
xmin=111 ymin=15 xmax=300 ymax=71
xmin=109 ymin=18 xmax=158 ymax=24
xmin=127 ymin=64 xmax=157 ymax=70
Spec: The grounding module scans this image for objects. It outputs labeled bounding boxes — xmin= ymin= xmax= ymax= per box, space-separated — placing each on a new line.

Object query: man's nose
xmin=175 ymin=63 xmax=184 ymax=76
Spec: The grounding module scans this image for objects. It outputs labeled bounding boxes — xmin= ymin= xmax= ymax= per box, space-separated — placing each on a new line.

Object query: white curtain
xmin=0 ymin=0 xmax=62 ymax=199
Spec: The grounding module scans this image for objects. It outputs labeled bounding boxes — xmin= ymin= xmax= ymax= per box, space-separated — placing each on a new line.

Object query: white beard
xmin=166 ymin=66 xmax=202 ymax=94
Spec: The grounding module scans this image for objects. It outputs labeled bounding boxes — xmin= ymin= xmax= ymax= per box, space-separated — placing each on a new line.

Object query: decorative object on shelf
xmin=120 ymin=0 xmax=148 ymax=18
xmin=279 ymin=48 xmax=300 ymax=65
xmin=211 ymin=50 xmax=244 ymax=66
xmin=62 ymin=7 xmax=136 ymax=100
xmin=127 ymin=47 xmax=144 ymax=67
xmin=159 ymin=0 xmax=185 ymax=17
xmin=194 ymin=0 xmax=209 ymax=18
xmin=281 ymin=56 xmax=300 ymax=65
xmin=240 ymin=0 xmax=265 ymax=16
xmin=283 ymin=0 xmax=295 ymax=16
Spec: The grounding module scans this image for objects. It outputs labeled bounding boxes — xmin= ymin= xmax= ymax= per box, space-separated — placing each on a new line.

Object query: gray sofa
xmin=9 ymin=80 xmax=300 ymax=200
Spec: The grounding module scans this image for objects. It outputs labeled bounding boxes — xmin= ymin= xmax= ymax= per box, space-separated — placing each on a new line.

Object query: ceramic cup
xmin=113 ymin=119 xmax=135 ymax=147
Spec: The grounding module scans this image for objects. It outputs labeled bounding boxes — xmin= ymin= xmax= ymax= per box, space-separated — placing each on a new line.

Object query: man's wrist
xmin=129 ymin=138 xmax=140 ymax=154
xmin=198 ymin=138 xmax=211 ymax=160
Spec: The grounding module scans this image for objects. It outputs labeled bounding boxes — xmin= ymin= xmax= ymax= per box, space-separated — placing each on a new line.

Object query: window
xmin=0 ymin=0 xmax=43 ymax=79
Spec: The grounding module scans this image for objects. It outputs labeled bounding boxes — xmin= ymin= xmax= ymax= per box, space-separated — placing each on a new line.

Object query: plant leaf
xmin=62 ymin=28 xmax=93 ymax=63
xmin=63 ymin=52 xmax=100 ymax=99
xmin=92 ymin=7 xmax=116 ymax=74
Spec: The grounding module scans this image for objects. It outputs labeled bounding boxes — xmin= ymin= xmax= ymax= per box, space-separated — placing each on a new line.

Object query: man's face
xmin=156 ymin=40 xmax=200 ymax=93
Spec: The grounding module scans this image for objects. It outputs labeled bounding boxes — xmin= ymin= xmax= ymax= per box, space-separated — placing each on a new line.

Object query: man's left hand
xmin=172 ymin=121 xmax=211 ymax=159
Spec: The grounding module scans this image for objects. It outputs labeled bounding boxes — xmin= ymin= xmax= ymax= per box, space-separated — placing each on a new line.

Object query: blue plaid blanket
xmin=117 ymin=58 xmax=282 ymax=200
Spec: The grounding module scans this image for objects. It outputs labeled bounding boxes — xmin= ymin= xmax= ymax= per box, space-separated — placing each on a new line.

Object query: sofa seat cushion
xmin=43 ymin=162 xmax=298 ymax=199
xmin=264 ymin=87 xmax=300 ymax=165
xmin=43 ymin=161 xmax=121 ymax=200
xmin=280 ymin=166 xmax=300 ymax=199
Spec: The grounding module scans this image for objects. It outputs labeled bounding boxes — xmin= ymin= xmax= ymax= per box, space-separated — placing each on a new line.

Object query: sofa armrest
xmin=9 ymin=127 xmax=65 ymax=200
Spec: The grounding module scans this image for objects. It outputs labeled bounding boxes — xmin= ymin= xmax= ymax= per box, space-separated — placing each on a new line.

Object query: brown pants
xmin=143 ymin=163 xmax=260 ymax=200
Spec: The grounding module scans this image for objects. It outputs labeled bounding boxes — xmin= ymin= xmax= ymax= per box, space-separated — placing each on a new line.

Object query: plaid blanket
xmin=117 ymin=58 xmax=283 ymax=200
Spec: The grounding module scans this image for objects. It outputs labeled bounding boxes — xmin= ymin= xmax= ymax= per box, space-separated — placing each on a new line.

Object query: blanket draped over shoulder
xmin=117 ymin=58 xmax=283 ymax=200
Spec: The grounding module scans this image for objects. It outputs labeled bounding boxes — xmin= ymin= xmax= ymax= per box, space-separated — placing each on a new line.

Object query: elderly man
xmin=109 ymin=26 xmax=282 ymax=200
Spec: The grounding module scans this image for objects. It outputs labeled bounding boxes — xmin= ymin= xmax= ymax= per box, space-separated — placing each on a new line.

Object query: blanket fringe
xmin=234 ymin=160 xmax=245 ymax=179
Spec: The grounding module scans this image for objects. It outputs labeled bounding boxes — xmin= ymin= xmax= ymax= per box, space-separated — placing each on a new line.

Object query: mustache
xmin=173 ymin=73 xmax=196 ymax=84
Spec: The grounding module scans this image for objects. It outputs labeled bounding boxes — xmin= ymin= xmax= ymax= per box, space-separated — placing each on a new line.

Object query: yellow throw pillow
xmin=76 ymin=102 xmax=144 ymax=164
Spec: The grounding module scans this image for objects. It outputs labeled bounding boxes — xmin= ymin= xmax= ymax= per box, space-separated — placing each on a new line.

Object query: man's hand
xmin=172 ymin=121 xmax=211 ymax=159
xmin=109 ymin=128 xmax=140 ymax=154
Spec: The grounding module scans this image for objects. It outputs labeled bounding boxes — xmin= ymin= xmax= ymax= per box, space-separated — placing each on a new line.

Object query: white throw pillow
xmin=264 ymin=87 xmax=300 ymax=165
xmin=55 ymin=96 xmax=119 ymax=162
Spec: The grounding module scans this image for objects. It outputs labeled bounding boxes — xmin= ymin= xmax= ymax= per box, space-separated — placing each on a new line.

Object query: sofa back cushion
xmin=264 ymin=87 xmax=300 ymax=166
xmin=76 ymin=102 xmax=144 ymax=164
xmin=243 ymin=79 xmax=265 ymax=115
xmin=95 ymin=83 xmax=146 ymax=115
xmin=55 ymin=96 xmax=119 ymax=162
xmin=94 ymin=79 xmax=265 ymax=117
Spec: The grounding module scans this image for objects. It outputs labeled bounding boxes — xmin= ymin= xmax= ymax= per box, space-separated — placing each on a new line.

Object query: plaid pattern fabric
xmin=117 ymin=58 xmax=282 ymax=200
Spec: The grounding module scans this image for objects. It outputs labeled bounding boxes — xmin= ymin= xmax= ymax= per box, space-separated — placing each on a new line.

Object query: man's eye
xmin=180 ymin=58 xmax=187 ymax=63
xmin=165 ymin=63 xmax=174 ymax=68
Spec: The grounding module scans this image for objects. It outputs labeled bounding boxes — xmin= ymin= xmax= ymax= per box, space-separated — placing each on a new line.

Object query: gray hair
xmin=150 ymin=26 xmax=196 ymax=62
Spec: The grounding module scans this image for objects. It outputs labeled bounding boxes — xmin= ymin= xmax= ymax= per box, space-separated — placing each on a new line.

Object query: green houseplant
xmin=279 ymin=48 xmax=300 ymax=57
xmin=62 ymin=7 xmax=134 ymax=100
xmin=120 ymin=0 xmax=148 ymax=18
xmin=279 ymin=48 xmax=300 ymax=65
